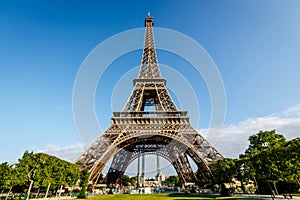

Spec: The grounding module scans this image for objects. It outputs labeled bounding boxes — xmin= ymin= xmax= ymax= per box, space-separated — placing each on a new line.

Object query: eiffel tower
xmin=75 ymin=13 xmax=223 ymax=186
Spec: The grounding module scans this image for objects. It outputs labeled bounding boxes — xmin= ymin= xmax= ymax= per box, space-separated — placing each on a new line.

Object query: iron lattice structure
xmin=75 ymin=14 xmax=223 ymax=186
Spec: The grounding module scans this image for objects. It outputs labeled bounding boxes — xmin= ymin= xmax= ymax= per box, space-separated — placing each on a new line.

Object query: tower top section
xmin=144 ymin=12 xmax=154 ymax=27
xmin=138 ymin=13 xmax=161 ymax=79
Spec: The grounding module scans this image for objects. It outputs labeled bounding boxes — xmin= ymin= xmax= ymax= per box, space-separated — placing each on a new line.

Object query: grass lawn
xmin=85 ymin=193 xmax=261 ymax=200
xmin=88 ymin=194 xmax=171 ymax=200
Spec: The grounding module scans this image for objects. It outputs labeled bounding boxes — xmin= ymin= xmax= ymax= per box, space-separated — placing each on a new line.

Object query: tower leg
xmin=142 ymin=153 xmax=145 ymax=187
xmin=137 ymin=155 xmax=140 ymax=188
xmin=157 ymin=153 xmax=160 ymax=174
xmin=156 ymin=153 xmax=161 ymax=186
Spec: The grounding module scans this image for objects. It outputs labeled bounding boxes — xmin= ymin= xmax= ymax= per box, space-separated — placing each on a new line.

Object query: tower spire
xmin=138 ymin=14 xmax=161 ymax=78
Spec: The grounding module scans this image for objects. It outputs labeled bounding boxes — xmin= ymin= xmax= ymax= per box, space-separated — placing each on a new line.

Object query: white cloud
xmin=212 ymin=104 xmax=300 ymax=158
xmin=37 ymin=143 xmax=84 ymax=162
xmin=282 ymin=104 xmax=300 ymax=118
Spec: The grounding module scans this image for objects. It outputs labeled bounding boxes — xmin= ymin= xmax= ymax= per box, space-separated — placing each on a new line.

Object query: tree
xmin=236 ymin=155 xmax=255 ymax=193
xmin=97 ymin=173 xmax=105 ymax=184
xmin=0 ymin=162 xmax=12 ymax=192
xmin=196 ymin=169 xmax=210 ymax=188
xmin=203 ymin=130 xmax=299 ymax=195
xmin=243 ymin=130 xmax=287 ymax=194
xmin=285 ymin=138 xmax=300 ymax=186
xmin=246 ymin=130 xmax=286 ymax=155
xmin=274 ymin=137 xmax=300 ymax=193
xmin=63 ymin=161 xmax=79 ymax=196
xmin=37 ymin=153 xmax=79 ymax=198
xmin=130 ymin=177 xmax=136 ymax=187
xmin=13 ymin=151 xmax=79 ymax=199
xmin=209 ymin=158 xmax=236 ymax=196
xmin=15 ymin=151 xmax=41 ymax=200
xmin=37 ymin=156 xmax=57 ymax=198
xmin=164 ymin=176 xmax=180 ymax=187
xmin=120 ymin=175 xmax=135 ymax=187
xmin=0 ymin=162 xmax=18 ymax=200
xmin=78 ymin=169 xmax=89 ymax=198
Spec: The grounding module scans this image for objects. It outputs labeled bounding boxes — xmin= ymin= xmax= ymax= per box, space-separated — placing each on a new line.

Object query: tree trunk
xmin=45 ymin=183 xmax=51 ymax=198
xmin=221 ymin=183 xmax=230 ymax=196
xmin=268 ymin=182 xmax=275 ymax=199
xmin=295 ymin=176 xmax=300 ymax=187
xmin=273 ymin=182 xmax=279 ymax=196
xmin=56 ymin=186 xmax=59 ymax=197
xmin=35 ymin=188 xmax=40 ymax=199
xmin=70 ymin=185 xmax=75 ymax=197
xmin=240 ymin=179 xmax=246 ymax=194
xmin=58 ymin=185 xmax=63 ymax=200
xmin=253 ymin=177 xmax=259 ymax=194
xmin=5 ymin=186 xmax=13 ymax=200
xmin=26 ymin=180 xmax=34 ymax=200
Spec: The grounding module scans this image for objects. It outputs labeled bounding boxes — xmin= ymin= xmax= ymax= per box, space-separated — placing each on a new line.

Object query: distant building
xmin=155 ymin=172 xmax=165 ymax=186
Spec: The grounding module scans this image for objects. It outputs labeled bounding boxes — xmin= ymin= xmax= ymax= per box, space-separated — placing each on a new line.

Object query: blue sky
xmin=1 ymin=0 xmax=300 ymax=175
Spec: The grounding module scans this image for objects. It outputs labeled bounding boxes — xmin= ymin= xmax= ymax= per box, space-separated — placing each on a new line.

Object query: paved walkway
xmin=32 ymin=194 xmax=300 ymax=200
xmin=2 ymin=193 xmax=297 ymax=200
xmin=34 ymin=197 xmax=74 ymax=200
xmin=238 ymin=194 xmax=300 ymax=200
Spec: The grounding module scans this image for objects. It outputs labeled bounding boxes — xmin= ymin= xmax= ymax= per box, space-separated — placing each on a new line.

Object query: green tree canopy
xmin=0 ymin=151 xmax=79 ymax=197
xmin=209 ymin=158 xmax=236 ymax=185
xmin=78 ymin=169 xmax=89 ymax=198
xmin=120 ymin=175 xmax=135 ymax=187
xmin=164 ymin=175 xmax=180 ymax=187
xmin=241 ymin=130 xmax=299 ymax=194
xmin=0 ymin=162 xmax=13 ymax=191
